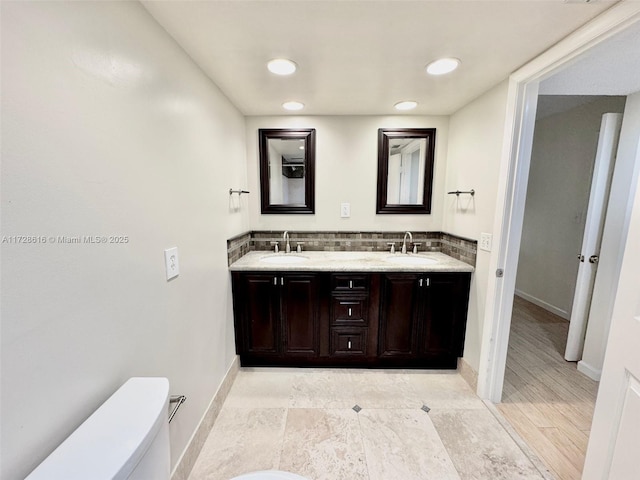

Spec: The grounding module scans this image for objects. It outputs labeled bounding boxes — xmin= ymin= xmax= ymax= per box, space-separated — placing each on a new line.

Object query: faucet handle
xmin=386 ymin=242 xmax=396 ymax=254
xmin=412 ymin=243 xmax=421 ymax=254
xmin=270 ymin=241 xmax=279 ymax=253
xmin=296 ymin=242 xmax=305 ymax=253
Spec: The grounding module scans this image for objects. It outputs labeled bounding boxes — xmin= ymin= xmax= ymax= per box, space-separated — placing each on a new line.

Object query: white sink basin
xmin=260 ymin=254 xmax=309 ymax=265
xmin=385 ymin=255 xmax=438 ymax=266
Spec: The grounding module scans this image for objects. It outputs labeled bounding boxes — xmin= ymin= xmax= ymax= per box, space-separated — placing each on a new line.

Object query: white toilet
xmin=26 ymin=377 xmax=308 ymax=480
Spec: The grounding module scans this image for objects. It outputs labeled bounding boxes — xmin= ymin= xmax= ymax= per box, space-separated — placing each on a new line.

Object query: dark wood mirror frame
xmin=259 ymin=128 xmax=316 ymax=214
xmin=376 ymin=128 xmax=436 ymax=214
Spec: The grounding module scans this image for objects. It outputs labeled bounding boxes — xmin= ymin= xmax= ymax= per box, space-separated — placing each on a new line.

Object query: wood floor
xmin=497 ymin=296 xmax=599 ymax=480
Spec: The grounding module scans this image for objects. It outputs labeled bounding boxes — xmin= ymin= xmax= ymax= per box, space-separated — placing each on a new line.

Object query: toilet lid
xmin=229 ymin=470 xmax=309 ymax=480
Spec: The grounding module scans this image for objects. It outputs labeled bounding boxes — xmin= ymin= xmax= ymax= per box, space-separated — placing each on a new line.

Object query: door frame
xmin=476 ymin=3 xmax=640 ymax=402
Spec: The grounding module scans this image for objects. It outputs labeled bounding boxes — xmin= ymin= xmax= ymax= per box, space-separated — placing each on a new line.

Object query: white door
xmin=565 ymin=113 xmax=623 ymax=361
xmin=582 ymin=140 xmax=640 ymax=479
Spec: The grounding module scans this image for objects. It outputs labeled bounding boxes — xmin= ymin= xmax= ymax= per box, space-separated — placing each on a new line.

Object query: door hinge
xmin=496 ymin=269 xmax=504 ymax=278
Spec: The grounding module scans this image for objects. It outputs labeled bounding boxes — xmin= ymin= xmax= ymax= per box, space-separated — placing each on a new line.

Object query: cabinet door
xmin=239 ymin=274 xmax=280 ymax=354
xmin=421 ymin=274 xmax=471 ymax=356
xmin=378 ymin=273 xmax=421 ymax=357
xmin=281 ymin=274 xmax=320 ymax=355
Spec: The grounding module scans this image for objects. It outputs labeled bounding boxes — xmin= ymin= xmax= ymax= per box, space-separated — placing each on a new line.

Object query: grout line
xmin=355 ymin=404 xmax=372 ymax=480
xmin=275 ymin=406 xmax=289 ymax=471
xmin=483 ymin=399 xmax=557 ymax=480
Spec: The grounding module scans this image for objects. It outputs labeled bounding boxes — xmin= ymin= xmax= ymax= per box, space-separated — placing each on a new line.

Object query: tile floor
xmin=188 ymin=368 xmax=549 ymax=480
xmin=498 ymin=296 xmax=598 ymax=480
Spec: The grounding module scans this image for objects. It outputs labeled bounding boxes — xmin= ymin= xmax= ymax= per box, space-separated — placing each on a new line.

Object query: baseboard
xmin=514 ymin=290 xmax=569 ymax=320
xmin=458 ymin=357 xmax=478 ymax=393
xmin=171 ymin=356 xmax=240 ymax=480
xmin=577 ymin=360 xmax=602 ymax=381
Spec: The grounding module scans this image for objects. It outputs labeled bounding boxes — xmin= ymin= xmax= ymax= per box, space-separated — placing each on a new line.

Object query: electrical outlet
xmin=479 ymin=233 xmax=492 ymax=252
xmin=164 ymin=247 xmax=179 ymax=280
xmin=341 ymin=203 xmax=351 ymax=218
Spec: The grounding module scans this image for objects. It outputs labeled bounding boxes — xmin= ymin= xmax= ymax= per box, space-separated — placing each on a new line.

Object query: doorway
xmin=514 ymin=96 xmax=625 ymax=364
xmin=477 ymin=7 xmax=640 ymax=479
xmin=499 ymin=96 xmax=625 ymax=479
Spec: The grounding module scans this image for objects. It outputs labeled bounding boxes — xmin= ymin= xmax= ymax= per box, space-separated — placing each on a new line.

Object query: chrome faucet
xmin=283 ymin=231 xmax=291 ymax=253
xmin=402 ymin=231 xmax=413 ymax=254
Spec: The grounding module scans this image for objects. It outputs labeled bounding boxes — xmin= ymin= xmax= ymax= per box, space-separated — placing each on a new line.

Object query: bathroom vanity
xmin=230 ymin=251 xmax=472 ymax=369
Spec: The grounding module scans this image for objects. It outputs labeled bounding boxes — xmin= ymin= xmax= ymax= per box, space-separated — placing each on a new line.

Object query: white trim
xmin=577 ymin=360 xmax=602 ymax=382
xmin=477 ymin=3 xmax=640 ymax=403
xmin=514 ymin=290 xmax=569 ymax=320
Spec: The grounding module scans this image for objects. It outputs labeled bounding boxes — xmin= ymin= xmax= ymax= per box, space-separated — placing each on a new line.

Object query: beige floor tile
xmin=224 ymin=370 xmax=296 ymax=408
xmin=359 ymin=408 xmax=461 ymax=480
xmin=289 ymin=370 xmax=356 ymax=408
xmin=188 ymin=407 xmax=287 ymax=480
xmin=279 ymin=408 xmax=368 ymax=480
xmin=350 ymin=372 xmax=423 ymax=409
xmin=430 ymin=408 xmax=544 ymax=479
xmin=406 ymin=372 xmax=486 ymax=410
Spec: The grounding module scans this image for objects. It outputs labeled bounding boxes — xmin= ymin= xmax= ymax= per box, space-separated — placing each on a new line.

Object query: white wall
xmin=0 ymin=2 xmax=248 ymax=479
xmin=245 ymin=116 xmax=449 ymax=231
xmin=580 ymin=91 xmax=640 ymax=378
xmin=515 ymin=96 xmax=626 ymax=318
xmin=443 ymin=81 xmax=510 ymax=372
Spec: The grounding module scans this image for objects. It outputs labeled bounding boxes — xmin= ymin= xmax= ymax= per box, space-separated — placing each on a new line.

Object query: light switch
xmin=164 ymin=247 xmax=179 ymax=280
xmin=341 ymin=203 xmax=351 ymax=218
xmin=479 ymin=233 xmax=492 ymax=252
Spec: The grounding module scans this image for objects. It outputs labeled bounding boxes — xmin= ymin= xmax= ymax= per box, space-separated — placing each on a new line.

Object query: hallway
xmin=498 ymin=296 xmax=599 ymax=480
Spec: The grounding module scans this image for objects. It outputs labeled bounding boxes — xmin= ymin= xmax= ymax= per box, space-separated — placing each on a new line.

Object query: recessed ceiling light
xmin=267 ymin=58 xmax=297 ymax=75
xmin=282 ymin=101 xmax=304 ymax=111
xmin=426 ymin=58 xmax=460 ymax=75
xmin=394 ymin=101 xmax=418 ymax=111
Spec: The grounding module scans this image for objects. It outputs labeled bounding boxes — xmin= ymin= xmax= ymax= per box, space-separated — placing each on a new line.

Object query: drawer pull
xmin=419 ymin=278 xmax=423 ymax=287
xmin=348 ymin=307 xmax=352 ymax=317
xmin=281 ymin=277 xmax=284 ymax=286
xmin=347 ymin=339 xmax=352 ymax=350
xmin=274 ymin=277 xmax=277 ymax=285
xmin=349 ymin=280 xmax=353 ymax=289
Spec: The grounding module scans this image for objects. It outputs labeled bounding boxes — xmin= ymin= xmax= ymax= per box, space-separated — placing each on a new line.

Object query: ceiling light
xmin=299 ymin=146 xmax=305 ymax=150
xmin=267 ymin=58 xmax=297 ymax=75
xmin=394 ymin=101 xmax=418 ymax=111
xmin=282 ymin=101 xmax=304 ymax=111
xmin=426 ymin=58 xmax=460 ymax=75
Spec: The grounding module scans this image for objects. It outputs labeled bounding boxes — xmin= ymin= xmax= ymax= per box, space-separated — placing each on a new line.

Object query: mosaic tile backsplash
xmin=227 ymin=231 xmax=477 ymax=267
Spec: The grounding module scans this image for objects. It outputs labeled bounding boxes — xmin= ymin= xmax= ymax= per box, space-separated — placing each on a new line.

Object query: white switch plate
xmin=164 ymin=247 xmax=179 ymax=280
xmin=341 ymin=203 xmax=351 ymax=218
xmin=479 ymin=233 xmax=492 ymax=252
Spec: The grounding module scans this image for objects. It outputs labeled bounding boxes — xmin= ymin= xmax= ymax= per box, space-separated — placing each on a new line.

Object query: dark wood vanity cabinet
xmin=231 ymin=272 xmax=320 ymax=361
xmin=329 ymin=274 xmax=371 ymax=358
xmin=232 ymin=270 xmax=470 ymax=369
xmin=378 ymin=272 xmax=471 ymax=368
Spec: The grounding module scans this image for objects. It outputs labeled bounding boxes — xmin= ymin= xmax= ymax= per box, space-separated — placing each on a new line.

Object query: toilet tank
xmin=26 ymin=377 xmax=171 ymax=480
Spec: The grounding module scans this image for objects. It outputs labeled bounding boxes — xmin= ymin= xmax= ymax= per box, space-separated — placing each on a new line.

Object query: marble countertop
xmin=229 ymin=251 xmax=474 ymax=273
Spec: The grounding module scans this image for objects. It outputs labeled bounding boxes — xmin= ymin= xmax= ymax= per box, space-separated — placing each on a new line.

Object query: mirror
xmin=376 ymin=128 xmax=436 ymax=214
xmin=259 ymin=128 xmax=315 ymax=214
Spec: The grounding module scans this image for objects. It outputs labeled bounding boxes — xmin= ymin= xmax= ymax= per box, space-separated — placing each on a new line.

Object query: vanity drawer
xmin=331 ymin=274 xmax=369 ymax=292
xmin=330 ymin=327 xmax=367 ymax=356
xmin=331 ymin=295 xmax=368 ymax=325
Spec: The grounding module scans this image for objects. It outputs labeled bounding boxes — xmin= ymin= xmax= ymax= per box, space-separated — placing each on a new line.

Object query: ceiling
xmin=142 ymin=0 xmax=616 ymax=116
